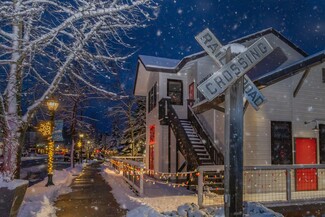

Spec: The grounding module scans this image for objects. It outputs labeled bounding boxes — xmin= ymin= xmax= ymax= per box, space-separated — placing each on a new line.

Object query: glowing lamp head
xmin=46 ymin=99 xmax=59 ymax=111
xmin=79 ymin=133 xmax=84 ymax=138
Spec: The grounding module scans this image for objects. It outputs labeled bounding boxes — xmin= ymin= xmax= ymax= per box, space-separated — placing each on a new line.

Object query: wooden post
xmin=224 ymin=49 xmax=244 ymax=217
xmin=198 ymin=167 xmax=204 ymax=208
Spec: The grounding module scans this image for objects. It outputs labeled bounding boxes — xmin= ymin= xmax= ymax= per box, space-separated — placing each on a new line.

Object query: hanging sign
xmin=195 ymin=28 xmax=271 ymax=110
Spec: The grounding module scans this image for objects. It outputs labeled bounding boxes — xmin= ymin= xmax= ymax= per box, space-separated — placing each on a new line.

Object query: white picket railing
xmin=110 ymin=156 xmax=145 ymax=196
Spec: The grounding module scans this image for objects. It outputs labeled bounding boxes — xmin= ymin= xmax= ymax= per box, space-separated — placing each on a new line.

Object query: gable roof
xmin=231 ymin=28 xmax=308 ymax=57
xmin=138 ymin=28 xmax=308 ymax=73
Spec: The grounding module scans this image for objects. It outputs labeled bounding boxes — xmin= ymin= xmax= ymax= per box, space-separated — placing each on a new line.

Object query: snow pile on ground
xmin=127 ymin=202 xmax=283 ymax=217
xmin=100 ymin=163 xmax=198 ymax=212
xmin=18 ymin=164 xmax=83 ymax=217
xmin=20 ymin=164 xmax=46 ymax=179
xmin=0 ymin=176 xmax=28 ymax=190
xmin=100 ymin=163 xmax=282 ymax=217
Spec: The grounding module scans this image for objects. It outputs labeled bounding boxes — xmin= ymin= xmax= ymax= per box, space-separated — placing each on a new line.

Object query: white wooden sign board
xmin=195 ymin=28 xmax=272 ymax=110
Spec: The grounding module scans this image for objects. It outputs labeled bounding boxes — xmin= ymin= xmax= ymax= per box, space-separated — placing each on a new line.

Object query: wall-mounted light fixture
xmin=304 ymin=119 xmax=325 ymax=132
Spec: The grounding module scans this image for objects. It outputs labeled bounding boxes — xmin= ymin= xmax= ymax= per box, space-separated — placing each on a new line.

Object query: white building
xmin=133 ymin=28 xmax=325 ymax=201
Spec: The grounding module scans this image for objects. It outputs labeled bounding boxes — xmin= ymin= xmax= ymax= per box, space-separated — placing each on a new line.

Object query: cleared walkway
xmin=55 ymin=162 xmax=126 ymax=217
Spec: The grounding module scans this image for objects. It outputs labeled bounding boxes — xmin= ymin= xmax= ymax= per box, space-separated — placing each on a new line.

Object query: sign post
xmin=195 ymin=28 xmax=274 ymax=216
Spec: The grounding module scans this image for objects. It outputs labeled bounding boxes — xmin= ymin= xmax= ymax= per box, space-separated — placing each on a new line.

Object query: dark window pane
xmin=167 ymin=79 xmax=183 ymax=105
xmin=148 ymin=83 xmax=157 ymax=113
xmin=271 ymin=121 xmax=293 ymax=165
xmin=322 ymin=68 xmax=325 ymax=83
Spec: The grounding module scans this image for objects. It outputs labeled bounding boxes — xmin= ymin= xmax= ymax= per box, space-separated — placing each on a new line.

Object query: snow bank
xmin=126 ymin=202 xmax=283 ymax=217
xmin=0 ymin=177 xmax=28 ymax=190
xmin=100 ymin=163 xmax=197 ymax=212
xmin=18 ymin=165 xmax=83 ymax=217
xmin=100 ymin=164 xmax=283 ymax=217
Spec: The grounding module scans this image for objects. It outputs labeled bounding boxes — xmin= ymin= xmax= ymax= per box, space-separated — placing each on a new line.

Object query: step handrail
xmin=187 ymin=102 xmax=224 ymax=165
xmin=159 ymin=98 xmax=201 ymax=169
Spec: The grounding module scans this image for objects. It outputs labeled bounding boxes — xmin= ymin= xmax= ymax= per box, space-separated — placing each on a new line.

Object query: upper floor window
xmin=148 ymin=83 xmax=157 ymax=113
xmin=167 ymin=79 xmax=183 ymax=105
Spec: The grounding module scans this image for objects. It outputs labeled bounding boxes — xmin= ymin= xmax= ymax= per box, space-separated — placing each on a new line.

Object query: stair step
xmin=187 ymin=134 xmax=199 ymax=138
xmin=193 ymin=144 xmax=205 ymax=148
xmin=191 ymin=141 xmax=204 ymax=144
xmin=197 ymin=152 xmax=209 ymax=156
xmin=201 ymin=162 xmax=214 ymax=165
xmin=195 ymin=150 xmax=208 ymax=153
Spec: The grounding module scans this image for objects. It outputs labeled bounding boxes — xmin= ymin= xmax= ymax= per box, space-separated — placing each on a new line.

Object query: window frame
xmin=167 ymin=79 xmax=183 ymax=105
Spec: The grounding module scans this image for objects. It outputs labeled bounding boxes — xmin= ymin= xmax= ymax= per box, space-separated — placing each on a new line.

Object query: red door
xmin=295 ymin=138 xmax=317 ymax=191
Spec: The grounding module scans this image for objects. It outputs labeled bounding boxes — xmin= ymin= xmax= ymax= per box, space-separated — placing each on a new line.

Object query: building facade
xmin=134 ymin=28 xmax=325 ymax=200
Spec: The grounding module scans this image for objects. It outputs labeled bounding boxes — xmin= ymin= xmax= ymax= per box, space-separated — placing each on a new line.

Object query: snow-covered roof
xmin=139 ymin=55 xmax=180 ymax=69
xmin=137 ymin=28 xmax=307 ymax=75
xmin=138 ymin=52 xmax=206 ymax=73
xmin=231 ymin=27 xmax=308 ymax=57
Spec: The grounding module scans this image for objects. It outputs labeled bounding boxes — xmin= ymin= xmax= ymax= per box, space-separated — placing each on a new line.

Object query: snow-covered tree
xmin=109 ymin=96 xmax=146 ymax=156
xmin=0 ymin=0 xmax=157 ymax=180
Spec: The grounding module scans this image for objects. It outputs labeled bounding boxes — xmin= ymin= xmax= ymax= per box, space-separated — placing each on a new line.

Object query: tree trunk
xmin=70 ymin=140 xmax=75 ymax=168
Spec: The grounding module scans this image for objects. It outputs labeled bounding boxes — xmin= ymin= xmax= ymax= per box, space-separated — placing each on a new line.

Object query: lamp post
xmin=46 ymin=98 xmax=59 ymax=186
xmin=86 ymin=140 xmax=90 ymax=163
xmin=79 ymin=133 xmax=84 ymax=163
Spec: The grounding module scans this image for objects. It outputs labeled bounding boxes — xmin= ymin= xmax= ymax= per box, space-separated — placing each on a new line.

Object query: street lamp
xmin=79 ymin=134 xmax=84 ymax=163
xmin=46 ymin=98 xmax=59 ymax=186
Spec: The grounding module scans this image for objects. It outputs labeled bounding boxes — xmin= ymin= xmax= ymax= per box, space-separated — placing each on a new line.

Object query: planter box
xmin=0 ymin=179 xmax=28 ymax=217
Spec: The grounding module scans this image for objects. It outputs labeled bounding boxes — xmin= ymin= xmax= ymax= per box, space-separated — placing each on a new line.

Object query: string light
xmin=48 ymin=140 xmax=54 ymax=174
xmin=38 ymin=121 xmax=52 ymax=137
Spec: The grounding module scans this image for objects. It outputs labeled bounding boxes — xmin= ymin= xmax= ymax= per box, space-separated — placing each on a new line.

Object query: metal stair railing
xmin=159 ymin=98 xmax=200 ymax=169
xmin=187 ymin=100 xmax=224 ymax=165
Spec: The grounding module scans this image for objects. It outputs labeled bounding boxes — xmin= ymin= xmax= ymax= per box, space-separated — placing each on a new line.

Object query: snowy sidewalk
xmin=101 ymin=163 xmax=199 ymax=212
xmin=55 ymin=162 xmax=125 ymax=217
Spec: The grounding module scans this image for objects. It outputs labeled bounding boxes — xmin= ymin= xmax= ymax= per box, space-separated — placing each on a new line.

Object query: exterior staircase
xmin=159 ymin=98 xmax=224 ymax=194
xmin=179 ymin=120 xmax=214 ymax=165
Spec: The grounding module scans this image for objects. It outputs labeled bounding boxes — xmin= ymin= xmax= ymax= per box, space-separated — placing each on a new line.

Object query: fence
xmin=243 ymin=164 xmax=325 ymax=203
xmin=197 ymin=165 xmax=225 ymax=207
xmin=197 ymin=164 xmax=325 ymax=207
xmin=110 ymin=157 xmax=145 ymax=196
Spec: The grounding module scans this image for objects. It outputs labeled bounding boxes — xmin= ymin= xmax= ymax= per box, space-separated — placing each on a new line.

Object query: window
xmin=320 ymin=124 xmax=325 ymax=163
xmin=148 ymin=83 xmax=157 ymax=113
xmin=167 ymin=79 xmax=183 ymax=105
xmin=271 ymin=121 xmax=293 ymax=164
xmin=322 ymin=68 xmax=325 ymax=83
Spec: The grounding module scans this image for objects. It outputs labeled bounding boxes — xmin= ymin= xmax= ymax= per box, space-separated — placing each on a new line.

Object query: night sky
xmin=92 ymin=0 xmax=325 ymax=132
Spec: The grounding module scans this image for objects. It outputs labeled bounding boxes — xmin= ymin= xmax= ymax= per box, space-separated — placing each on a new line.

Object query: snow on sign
xmin=195 ymin=29 xmax=272 ymax=109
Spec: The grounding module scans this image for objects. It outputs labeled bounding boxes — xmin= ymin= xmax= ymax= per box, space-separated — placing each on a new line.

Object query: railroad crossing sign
xmin=195 ymin=28 xmax=273 ymax=110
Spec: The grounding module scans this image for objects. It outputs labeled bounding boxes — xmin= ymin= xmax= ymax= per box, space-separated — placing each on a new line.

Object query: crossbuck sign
xmin=195 ymin=29 xmax=273 ymax=110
